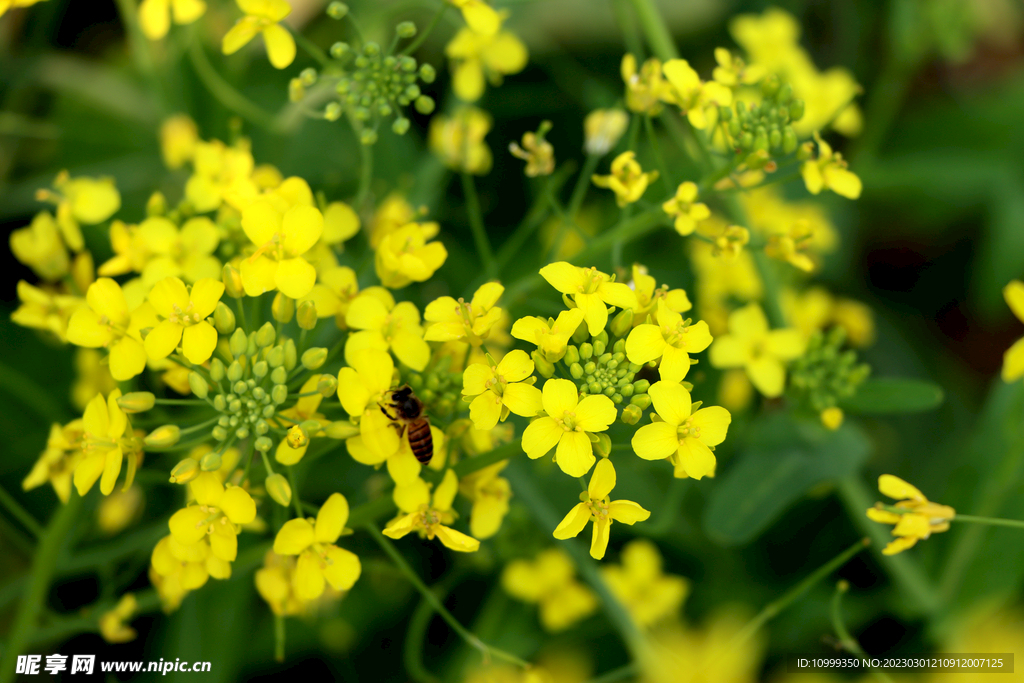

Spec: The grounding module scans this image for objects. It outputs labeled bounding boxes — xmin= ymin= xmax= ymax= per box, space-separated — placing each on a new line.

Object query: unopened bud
xmin=531 ymin=350 xmax=554 ymax=378
xmin=210 ymin=358 xmax=225 ymax=382
xmin=253 ymin=360 xmax=268 ymax=379
xmin=629 ymin=394 xmax=652 ymax=410
xmin=318 ymin=375 xmax=338 ymax=397
xmin=396 ymin=21 xmax=416 ymax=38
xmin=633 ymin=379 xmax=650 ymax=394
xmin=302 ymin=347 xmax=328 ymax=370
xmin=188 ymin=372 xmax=209 ymax=399
xmin=821 ymin=407 xmax=844 ymax=431
xmin=223 ymin=264 xmax=244 ymax=298
xmin=593 ymin=432 xmax=612 ymax=457
xmin=144 ymin=425 xmax=181 ymax=448
xmin=271 ymin=366 xmax=288 ymax=385
xmin=621 ymin=404 xmax=643 ymax=425
xmin=283 ymin=339 xmax=297 ymax=370
xmin=200 ymin=450 xmax=222 ymax=471
xmin=255 ymin=436 xmax=273 ymax=452
xmin=325 ymin=421 xmax=360 ymax=439
xmin=268 ymin=345 xmax=285 ymax=368
xmin=214 ymin=302 xmax=236 ymax=334
xmin=229 ymin=328 xmax=248 ymax=357
xmin=569 ymin=362 xmax=584 ymax=379
xmin=287 ymin=424 xmax=309 ymax=449
xmin=326 ymin=1 xmax=348 ymax=19
xmin=117 ymin=392 xmax=155 ymax=413
xmin=227 ymin=360 xmax=243 ymax=382
xmin=266 ymin=473 xmax=292 ymax=507
xmin=563 ymin=345 xmax=580 ymax=366
xmin=297 ymin=300 xmax=317 ymax=330
xmin=272 ymin=384 xmax=288 ymax=404
xmin=272 ymin=293 xmax=294 ymax=323
xmin=610 ymin=308 xmax=633 ymax=338
xmin=146 ymin=192 xmax=166 ymax=217
xmin=256 ymin=322 xmax=276 ymax=348
xmin=169 ymin=458 xmax=199 ymax=484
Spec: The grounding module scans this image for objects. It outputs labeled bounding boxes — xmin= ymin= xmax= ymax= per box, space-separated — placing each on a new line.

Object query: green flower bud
xmin=531 ymin=350 xmax=555 ymax=378
xmin=117 ymin=392 xmax=155 ymax=413
xmin=271 ymin=366 xmax=288 ymax=385
xmin=297 ymin=300 xmax=317 ymax=330
xmin=584 ymin=361 xmax=596 ymax=375
xmin=392 ymin=117 xmax=410 ymax=135
xmin=233 ymin=380 xmax=248 ymax=395
xmin=252 ymin=387 xmax=267 ymax=401
xmin=326 ymin=1 xmax=348 ymax=19
xmin=288 ymin=78 xmax=305 ymax=103
xmin=789 ymin=98 xmax=804 ymax=122
xmin=265 ymin=473 xmax=292 ymax=507
xmin=633 ymin=379 xmax=650 ymax=394
xmin=236 ymin=426 xmax=250 ymax=439
xmin=414 ymin=95 xmax=435 ymax=115
xmin=621 ymin=404 xmax=643 ymax=425
xmin=330 ymin=41 xmax=350 ymax=59
xmin=593 ymin=433 xmax=612 ymax=458
xmin=212 ymin=425 xmax=228 ymax=441
xmin=200 ymin=450 xmax=222 ymax=471
xmin=227 ymin=360 xmax=243 ymax=383
xmin=272 ymin=384 xmax=289 ymax=405
xmin=620 ymin=383 xmax=634 ymax=398
xmin=302 ymin=347 xmax=328 ymax=370
xmin=593 ymin=339 xmax=606 ymax=356
xmin=262 ymin=405 xmax=275 ymax=419
xmin=325 ymin=421 xmax=360 ymax=439
xmin=570 ymin=362 xmax=584 ymax=379
xmin=740 ymin=131 xmax=754 ymax=149
xmin=609 ymin=308 xmax=633 ymax=338
xmin=267 ymin=345 xmax=285 ymax=368
xmin=210 ymin=358 xmax=225 ymax=382
xmin=229 ymin=327 xmax=248 ymax=357
xmin=270 ymin=293 xmax=294 ymax=324
xmin=563 ymin=345 xmax=580 ymax=366
xmin=629 ymin=394 xmax=652 ymax=410
xmin=255 ymin=436 xmax=274 ymax=452
xmin=213 ymin=395 xmax=227 ymax=411
xmin=144 ymin=425 xmax=181 ymax=448
xmin=213 ymin=301 xmax=235 ymax=335
xmin=761 ymin=73 xmax=781 ymax=98
xmin=169 ymin=458 xmax=200 ymax=484
xmin=299 ymin=67 xmax=318 ymax=87
xmin=579 ymin=343 xmax=593 ymax=361
xmin=146 ymin=191 xmax=167 ymax=217
xmin=318 ymin=375 xmax=338 ymax=397
xmin=396 ymin=21 xmax=416 ymax=38
xmin=253 ymin=360 xmax=269 ymax=379
xmin=363 ymin=41 xmax=380 ymax=57
xmin=256 ymin=322 xmax=276 ymax=348
xmin=419 ymin=63 xmax=436 ymax=83
xmin=188 ymin=372 xmax=209 ymax=399
xmin=782 ymin=126 xmax=798 ymax=155
xmin=222 ymin=264 xmax=244 ymax=298
xmin=282 ymin=339 xmax=297 ymax=371
xmin=360 ymin=128 xmax=378 ymax=146
xmin=246 ymin=332 xmax=258 ymax=357
xmin=255 ymin=419 xmax=269 ymax=436
xmin=769 ymin=127 xmax=782 ymax=149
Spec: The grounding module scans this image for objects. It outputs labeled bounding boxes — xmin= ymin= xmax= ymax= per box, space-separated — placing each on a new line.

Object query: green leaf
xmin=840 ymin=378 xmax=944 ymax=414
xmin=703 ymin=415 xmax=871 ymax=546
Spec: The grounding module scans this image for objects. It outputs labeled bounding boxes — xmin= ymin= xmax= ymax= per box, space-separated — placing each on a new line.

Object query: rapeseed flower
xmin=462 ymin=349 xmax=542 ymax=430
xmin=12 ymin=280 xmax=82 ymax=343
xmin=660 ymin=59 xmax=732 ymax=130
xmin=275 ymin=374 xmax=330 ymax=465
xmin=602 ymin=539 xmax=689 ymax=628
xmin=10 ymin=211 xmax=68 ymax=281
xmin=584 ymin=108 xmax=629 ymax=156
xmin=625 ymin=299 xmax=713 ymax=382
xmin=74 ymin=390 xmax=142 ymax=496
xmin=591 ymin=151 xmax=659 ymax=207
xmin=867 ymin=475 xmax=955 ymax=555
xmin=448 ymin=0 xmax=500 ymax=35
xmin=36 ymin=171 xmax=120 ymax=253
xmin=97 ymin=485 xmax=144 ymax=535
xmin=458 ymin=461 xmax=512 ymax=539
xmin=708 ymin=303 xmax=805 ymax=397
xmin=98 ymin=594 xmax=138 ymax=643
xmin=621 ymin=54 xmax=664 ymax=114
xmin=509 ymin=124 xmax=554 ymax=177
xmin=522 ymin=378 xmax=616 ymax=478
xmin=240 ymin=200 xmax=323 ymax=299
xmin=511 ymin=308 xmax=586 ymax=362
xmin=139 ymin=0 xmax=205 ymax=40
xmin=304 ymin=266 xmax=361 ymax=328
xmin=184 ymin=138 xmax=257 ymax=212
xmin=430 ymin=108 xmax=493 ymax=175
xmin=501 ymin=548 xmax=598 ymax=631
xmin=22 ymin=420 xmax=84 ymax=503
xmin=169 ymin=473 xmax=256 ymax=564
xmin=1002 ymin=280 xmax=1024 ymax=382
xmin=159 ymin=115 xmax=199 ymax=169
xmin=539 ymin=262 xmax=638 ymax=335
xmin=99 ymin=216 xmax=221 ymax=287
xmin=345 ymin=291 xmax=430 ymax=371
xmin=627 ymin=264 xmax=692 ymax=325
xmin=662 ymin=182 xmax=710 ymax=236
xmin=337 ymin=348 xmax=401 ymax=462
xmin=801 ymin=132 xmax=862 ymax=199
xmin=67 ymin=278 xmax=156 ymax=380
xmin=144 ymin=276 xmax=224 ymax=365
xmin=424 ymin=282 xmax=505 ymax=344
xmin=374 ymin=222 xmax=448 ymax=289
xmin=255 ymin=551 xmax=308 ymax=616
xmin=384 ymin=470 xmax=480 ymax=552
xmin=273 ymin=493 xmax=362 ymax=599
xmin=222 ymin=0 xmax=296 ymax=69
xmin=446 ymin=19 xmax=528 ymax=102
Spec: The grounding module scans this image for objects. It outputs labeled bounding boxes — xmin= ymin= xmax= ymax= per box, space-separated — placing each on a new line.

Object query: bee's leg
xmin=380 ymin=403 xmax=398 ymax=420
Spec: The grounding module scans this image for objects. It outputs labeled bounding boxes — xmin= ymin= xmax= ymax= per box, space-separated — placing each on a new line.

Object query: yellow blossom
xmin=602 ymin=539 xmax=689 ymax=628
xmin=160 ymin=114 xmax=199 ymax=169
xmin=374 ymin=222 xmax=448 ymax=289
xmin=273 ymin=493 xmax=362 ymax=600
xmin=458 ymin=461 xmax=512 ymax=539
xmin=446 ymin=20 xmax=528 ymax=102
xmin=344 ymin=290 xmax=430 ymax=371
xmin=98 ymin=485 xmax=144 ymax=535
xmin=820 ymin=406 xmax=844 ymax=430
xmin=184 ymin=138 xmax=257 ymax=212
xmin=643 ymin=610 xmax=764 ymax=683
xmin=660 ymin=59 xmax=733 ymax=130
xmin=99 ymin=594 xmax=138 ymax=644
xmin=303 ymin=266 xmax=361 ymax=328
xmin=11 ymin=280 xmax=82 ymax=343
xmin=708 ymin=303 xmax=805 ymax=397
xmin=591 ymin=151 xmax=658 ymax=207
xmin=627 ymin=264 xmax=692 ymax=325
xmin=462 ymin=350 xmax=542 ymax=430
xmin=711 ymin=47 xmax=764 ymax=87
xmin=0 ymin=0 xmax=48 ymax=17
xmin=539 ymin=262 xmax=638 ymax=335
xmin=662 ymin=182 xmax=710 ymax=236
xmin=255 ymin=551 xmax=308 ymax=616
xmin=370 ymin=193 xmax=419 ymax=248
xmin=553 ymin=459 xmax=649 ymax=560
xmin=384 ymin=470 xmax=481 ymax=552
xmin=150 ymin=535 xmax=230 ymax=611
xmin=275 ymin=374 xmax=330 ymax=465
xmin=10 ymin=211 xmax=68 ymax=281
xmin=501 ymin=548 xmax=598 ymax=631
xmin=1002 ymin=280 xmax=1024 ymax=382
xmin=718 ymin=368 xmax=753 ymax=413
xmin=625 ymin=299 xmax=713 ymax=382
xmin=99 ymin=216 xmax=221 ymax=287
xmin=621 ymin=54 xmax=664 ymax=114
xmin=22 ymin=420 xmax=84 ymax=503
xmin=631 ymin=381 xmax=731 ymax=480
xmin=801 ymin=132 xmax=862 ymax=199
xmin=511 ymin=308 xmax=586 ymax=362
xmin=169 ymin=472 xmax=257 ymax=563
xmin=866 ymin=475 xmax=955 ymax=555
xmin=321 ymin=201 xmax=361 ymax=246
xmin=240 ymin=199 xmax=323 ymax=299
xmin=36 ymin=171 xmax=121 ymax=252
xmin=430 ymin=107 xmax=493 ymax=175
xmin=424 ymin=282 xmax=504 ymax=344
xmin=67 ymin=277 xmax=158 ymax=381
xmin=509 ymin=125 xmax=554 ymax=177
xmin=144 ymin=276 xmax=223 ymax=365
xmin=74 ymin=389 xmax=142 ymax=496
xmin=448 ymin=0 xmax=500 ymax=35
xmin=522 ymin=378 xmax=616 ymax=478
xmin=139 ymin=0 xmax=205 ymax=40
xmin=584 ymin=108 xmax=630 ymax=156
xmin=781 ymin=287 xmax=875 ymax=348
xmin=222 ymin=0 xmax=295 ymax=69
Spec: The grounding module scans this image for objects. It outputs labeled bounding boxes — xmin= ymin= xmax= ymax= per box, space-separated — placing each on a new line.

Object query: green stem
xmin=405 ymin=596 xmax=443 ymax=683
xmin=461 ymin=172 xmax=497 ymax=279
xmin=0 ymin=484 xmax=43 ymax=538
xmin=611 ymin=0 xmax=644 ymax=59
xmin=731 ymin=538 xmax=869 ymax=647
xmin=495 ymin=164 xmax=572 ymax=273
xmin=287 ymin=465 xmax=303 ymax=519
xmin=152 ymin=398 xmax=208 ymax=406
xmin=401 ymin=4 xmax=447 ymax=56
xmin=355 ymin=138 xmax=374 ymax=210
xmin=0 ymin=491 xmax=85 ymax=683
xmin=644 ymin=114 xmax=674 ymax=193
xmin=831 ymin=582 xmax=894 ymax=683
xmin=187 ymin=32 xmax=279 ymax=132
xmin=546 ymin=154 xmax=601 ymax=263
xmin=629 ymin=0 xmax=679 ymax=60
xmin=274 ymin=614 xmax=286 ymax=663
xmin=951 ymin=514 xmax=1024 ymax=530
xmin=365 ymin=524 xmax=529 ymax=668
xmin=235 ymin=295 xmax=248 ymax=331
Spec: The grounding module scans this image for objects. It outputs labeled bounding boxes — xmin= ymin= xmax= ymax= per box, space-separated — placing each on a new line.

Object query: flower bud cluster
xmin=721 ymin=74 xmax=804 ymax=156
xmin=405 ymin=355 xmax=461 ymax=418
xmin=788 ymin=327 xmax=870 ymax=413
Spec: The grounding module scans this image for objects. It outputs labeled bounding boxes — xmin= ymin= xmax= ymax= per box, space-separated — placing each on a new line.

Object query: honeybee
xmin=380 ymin=385 xmax=433 ymax=464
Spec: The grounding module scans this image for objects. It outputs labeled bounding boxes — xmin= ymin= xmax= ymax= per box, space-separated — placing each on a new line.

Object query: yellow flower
xmin=384 ymin=470 xmax=481 ymax=552
xmin=169 ymin=472 xmax=257 ymax=563
xmin=424 ymin=282 xmax=504 ymax=344
xmin=625 ymin=299 xmax=713 ymax=383
xmin=36 ymin=171 xmax=121 ymax=252
xmin=22 ymin=420 xmax=84 ymax=503
xmin=509 ymin=126 xmax=555 ymax=177
xmin=11 ymin=280 xmax=82 ymax=342
xmin=98 ymin=594 xmax=138 ymax=644
xmin=820 ymin=406 xmax=844 ymax=430
xmin=144 ymin=276 xmax=223 ymax=365
xmin=501 ymin=548 xmax=598 ymax=631
xmin=303 ymin=266 xmax=361 ymax=328
xmin=150 ymin=535 xmax=230 ymax=611
xmin=781 ymin=287 xmax=875 ymax=348
xmin=448 ymin=0 xmax=500 ymax=35
xmin=553 ymin=459 xmax=650 ymax=560
xmin=0 ymin=0 xmax=47 ymax=17
xmin=370 ymin=193 xmax=419 ymax=248
xmin=67 ymin=278 xmax=156 ymax=380
xmin=711 ymin=47 xmax=764 ymax=87
xmin=275 ymin=374 xmax=330 ymax=465
xmin=539 ymin=262 xmax=638 ymax=336
xmin=74 ymin=389 xmax=142 ymax=496
xmin=321 ymin=201 xmax=361 ymax=246
xmin=591 ymin=152 xmax=658 ymax=208
xmin=160 ymin=114 xmax=199 ymax=169
xmin=273 ymin=493 xmax=362 ymax=600
xmin=584 ymin=108 xmax=630 ymax=156
xmin=98 ymin=485 xmax=144 ymax=535
xmin=184 ymin=138 xmax=257 ymax=212
xmin=708 ymin=303 xmax=805 ymax=397
xmin=621 ymin=54 xmax=664 ymax=114
xmin=1002 ymin=280 xmax=1024 ymax=382
xmin=511 ymin=308 xmax=586 ymax=362
xmin=522 ymin=378 xmax=616 ymax=478
xmin=631 ymin=381 xmax=731 ymax=480
xmin=866 ymin=475 xmax=955 ymax=555
xmin=660 ymin=59 xmax=733 ymax=130
xmin=240 ymin=200 xmax=323 ymax=299
xmin=627 ymin=264 xmax=692 ymax=325
xmin=222 ymin=0 xmax=295 ymax=69
xmin=99 ymin=216 xmax=221 ymax=287
xmin=429 ymin=107 xmax=493 ymax=175
xmin=661 ymin=182 xmax=710 ymax=236
xmin=446 ymin=21 xmax=528 ymax=102
xmin=10 ymin=211 xmax=69 ymax=281
xmin=602 ymin=539 xmax=689 ymax=628
xmin=462 ymin=350 xmax=542 ymax=430
xmin=139 ymin=0 xmax=205 ymax=40
xmin=255 ymin=551 xmax=308 ymax=616
xmin=374 ymin=222 xmax=448 ymax=289
xmin=801 ymin=132 xmax=862 ymax=199
xmin=344 ymin=290 xmax=430 ymax=371
xmin=643 ymin=610 xmax=764 ymax=683
xmin=458 ymin=461 xmax=512 ymax=539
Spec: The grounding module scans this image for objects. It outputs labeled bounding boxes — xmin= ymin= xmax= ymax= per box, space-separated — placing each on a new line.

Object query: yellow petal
xmin=878 ymin=474 xmax=925 ymax=502
xmin=240 ymin=255 xmax=278 ymax=296
xmin=181 ymin=321 xmax=217 ymax=364
xmin=262 ymin=23 xmax=296 ymax=69
xmin=625 ymin=324 xmax=667 ymax=364
xmin=315 ymin=492 xmax=349 ymax=543
xmin=555 ymin=431 xmax=595 ymax=478
xmin=99 ymin=447 xmax=123 ymax=495
xmin=274 ymin=518 xmax=315 ymax=555
xmin=222 ymin=17 xmax=260 ymax=55
xmin=631 ymin=421 xmax=678 ymax=461
xmin=590 ymin=519 xmax=610 ymax=559
xmin=453 ymin=59 xmax=485 ymax=102
xmin=393 ymin=478 xmax=431 ymax=513
xmin=647 ymin=380 xmax=692 ymax=425
xmin=577 ymin=292 xmax=609 ymax=335
xmin=435 ymin=525 xmax=481 ymax=552
xmin=460 ymin=0 xmax=500 ymax=35
xmin=542 ymin=378 xmax=578 ymax=416
xmin=323 ymin=545 xmax=361 ymax=589
xmin=144 ymin=320 xmax=183 ymax=360
xmin=189 ymin=278 xmax=224 ymax=318
xmin=823 ymin=166 xmax=862 ymax=199
xmin=588 ymin=458 xmax=616 ymax=499
xmin=765 ymin=329 xmax=806 ymax=360
xmin=294 ymin=551 xmax=326 ymax=599
xmin=461 ymin=363 xmax=492 ymax=396
xmin=108 ymin=337 xmax=148 ymax=381
xmin=280 ymin=204 xmax=322 ymax=255
xmin=539 ymin=262 xmax=585 ymax=294
xmin=275 ymin=257 xmax=317 ymax=299
xmin=676 ymin=437 xmax=716 ymax=480
xmin=708 ymin=335 xmax=750 ymax=369
xmin=386 ymin=448 xmax=422 ymax=487
xmin=221 ymin=486 xmax=256 ymax=524
xmin=171 ymin=0 xmax=206 ymax=24
xmin=689 ymin=406 xmax=731 ymax=447
xmin=88 ymin=278 xmax=129 ymax=324
xmin=746 ymin=355 xmax=786 ymax=397
xmin=608 ymin=500 xmax=650 ymax=524
xmin=1003 ymin=337 xmax=1024 ymax=382
xmin=67 ymin=308 xmax=114 ymax=348
xmin=139 ymin=0 xmax=170 ymax=39
xmin=1004 ymin=280 xmax=1024 ymax=324
xmin=553 ymin=502 xmax=590 ymax=540
xmin=521 ymin=416 xmax=562 ymax=459
xmin=241 ymin=199 xmax=281 ymax=246
xmin=658 ymin=344 xmax=692 ymax=383
xmin=148 ymin=276 xmax=190 ymax=319
xmin=496 ymin=349 xmax=533 ymax=382
xmin=469 ymin=392 xmax=502 ymax=430
xmin=596 ymin=281 xmax=638 ymax=310
xmin=391 ymin=331 xmax=430 ymax=371
xmin=882 ymin=536 xmax=917 ymax=555
xmin=169 ymin=506 xmax=208 ymax=545
xmin=574 ymin=394 xmax=616 ymax=432
xmin=502 ymin=383 xmax=542 ymax=418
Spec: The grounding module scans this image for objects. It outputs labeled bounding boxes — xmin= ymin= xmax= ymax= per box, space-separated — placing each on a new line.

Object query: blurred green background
xmin=2 ymin=0 xmax=1024 ymax=680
